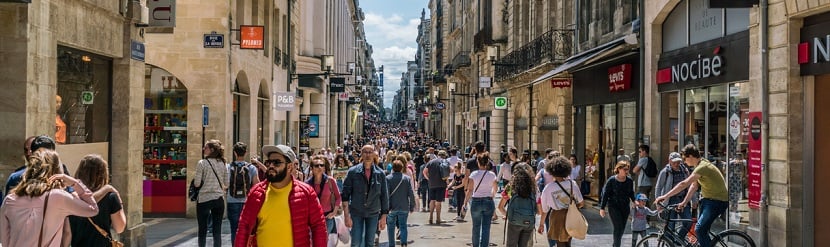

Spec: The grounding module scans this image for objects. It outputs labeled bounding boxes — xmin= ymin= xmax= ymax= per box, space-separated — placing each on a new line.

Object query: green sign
xmin=495 ymin=97 xmax=507 ymax=110
xmin=81 ymin=91 xmax=94 ymax=105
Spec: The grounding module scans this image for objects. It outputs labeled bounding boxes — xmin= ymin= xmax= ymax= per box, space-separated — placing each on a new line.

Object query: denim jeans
xmin=470 ymin=197 xmax=495 ymax=247
xmin=350 ymin=214 xmax=380 ymax=247
xmin=226 ymin=202 xmax=244 ymax=245
xmin=197 ymin=198 xmax=224 ymax=247
xmin=386 ymin=211 xmax=409 ymax=246
xmin=696 ymin=199 xmax=728 ymax=247
xmin=667 ymin=204 xmax=692 ymax=238
xmin=327 ymin=218 xmax=336 ymax=234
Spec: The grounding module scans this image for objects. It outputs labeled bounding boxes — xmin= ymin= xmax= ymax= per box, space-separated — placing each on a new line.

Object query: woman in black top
xmin=69 ymin=154 xmax=127 ymax=247
xmin=599 ymin=161 xmax=636 ymax=247
xmin=450 ymin=164 xmax=466 ymax=221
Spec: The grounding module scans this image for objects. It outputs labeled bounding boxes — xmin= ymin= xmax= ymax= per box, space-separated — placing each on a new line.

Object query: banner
xmin=308 ymin=115 xmax=319 ymax=138
xmin=240 ymin=25 xmax=264 ymax=49
xmin=299 ymin=115 xmax=309 ymax=152
xmin=747 ymin=112 xmax=762 ymax=209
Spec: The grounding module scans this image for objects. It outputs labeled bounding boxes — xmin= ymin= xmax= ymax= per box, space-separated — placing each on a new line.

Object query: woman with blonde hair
xmin=385 ymin=150 xmax=397 ymax=174
xmin=598 ymin=161 xmax=636 ymax=247
xmin=69 ymin=154 xmax=127 ymax=246
xmin=1 ymin=149 xmax=99 ymax=247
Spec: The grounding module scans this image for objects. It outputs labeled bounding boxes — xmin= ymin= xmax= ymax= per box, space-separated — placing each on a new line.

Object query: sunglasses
xmin=265 ymin=160 xmax=287 ymax=167
xmin=312 ymin=164 xmax=326 ymax=168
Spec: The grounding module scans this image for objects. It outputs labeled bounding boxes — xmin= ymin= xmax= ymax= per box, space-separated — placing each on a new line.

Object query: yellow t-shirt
xmin=693 ymin=160 xmax=729 ymax=201
xmin=257 ymin=181 xmax=294 ymax=246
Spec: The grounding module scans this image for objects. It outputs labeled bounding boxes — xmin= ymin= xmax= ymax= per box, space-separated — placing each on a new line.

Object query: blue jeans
xmin=386 ymin=211 xmax=409 ymax=246
xmin=470 ymin=197 xmax=495 ymax=247
xmin=227 ymin=202 xmax=244 ymax=245
xmin=696 ymin=199 xmax=728 ymax=247
xmin=327 ymin=218 xmax=336 ymax=234
xmin=350 ymin=214 xmax=380 ymax=247
xmin=667 ymin=204 xmax=692 ymax=238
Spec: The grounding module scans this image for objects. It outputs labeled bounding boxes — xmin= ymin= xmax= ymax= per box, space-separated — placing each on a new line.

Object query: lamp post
xmin=449 ymin=82 xmax=456 ymax=146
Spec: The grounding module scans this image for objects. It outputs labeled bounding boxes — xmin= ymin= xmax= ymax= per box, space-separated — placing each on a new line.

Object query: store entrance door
xmin=814 ymin=75 xmax=830 ymax=244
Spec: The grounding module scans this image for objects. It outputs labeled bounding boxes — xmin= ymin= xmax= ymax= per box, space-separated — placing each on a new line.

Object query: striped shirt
xmin=194 ymin=158 xmax=229 ymax=203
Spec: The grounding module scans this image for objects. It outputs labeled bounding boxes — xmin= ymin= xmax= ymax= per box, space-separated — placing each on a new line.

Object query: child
xmin=632 ymin=193 xmax=658 ymax=247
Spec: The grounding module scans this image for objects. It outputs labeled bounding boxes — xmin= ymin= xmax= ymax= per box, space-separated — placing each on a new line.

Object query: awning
xmin=531 ymin=34 xmax=638 ymax=85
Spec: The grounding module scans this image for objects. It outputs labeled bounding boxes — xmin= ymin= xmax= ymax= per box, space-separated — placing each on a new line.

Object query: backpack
xmin=440 ymin=159 xmax=451 ymax=180
xmin=537 ymin=170 xmax=546 ymax=193
xmin=507 ymin=194 xmax=537 ymax=227
xmin=644 ymin=157 xmax=658 ymax=178
xmin=229 ymin=162 xmax=252 ymax=198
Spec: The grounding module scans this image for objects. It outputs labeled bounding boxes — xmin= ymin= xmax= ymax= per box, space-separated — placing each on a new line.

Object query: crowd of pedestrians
xmin=0 ymin=123 xmax=735 ymax=247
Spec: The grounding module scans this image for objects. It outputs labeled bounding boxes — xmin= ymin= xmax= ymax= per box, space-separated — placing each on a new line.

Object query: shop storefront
xmin=142 ymin=66 xmax=189 ymax=215
xmin=573 ymin=54 xmax=639 ymax=200
xmin=655 ymin=0 xmax=750 ymax=230
xmin=800 ymin=11 xmax=830 ymax=245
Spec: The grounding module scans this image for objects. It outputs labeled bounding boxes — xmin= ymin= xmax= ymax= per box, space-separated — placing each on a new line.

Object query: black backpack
xmin=507 ymin=194 xmax=537 ymax=227
xmin=645 ymin=157 xmax=659 ymax=178
xmin=229 ymin=162 xmax=252 ymax=198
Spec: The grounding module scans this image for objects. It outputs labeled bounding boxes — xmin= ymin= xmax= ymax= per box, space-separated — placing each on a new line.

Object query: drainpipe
xmin=286 ymin=0 xmax=293 ymax=147
xmin=759 ymin=0 xmax=769 ymax=245
xmin=528 ymin=86 xmax=533 ymax=151
xmin=637 ymin=0 xmax=645 ymax=145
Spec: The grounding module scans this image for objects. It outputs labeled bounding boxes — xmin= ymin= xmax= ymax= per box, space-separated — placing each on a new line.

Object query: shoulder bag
xmin=554 ymin=180 xmax=588 ymax=240
xmin=87 ymin=218 xmax=124 ymax=247
xmin=39 ymin=191 xmax=51 ymax=247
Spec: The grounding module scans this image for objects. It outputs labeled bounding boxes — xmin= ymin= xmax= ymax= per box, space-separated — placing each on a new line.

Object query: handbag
xmin=554 ymin=180 xmax=588 ymax=240
xmin=87 ymin=218 xmax=124 ymax=247
xmin=189 ymin=160 xmax=224 ymax=202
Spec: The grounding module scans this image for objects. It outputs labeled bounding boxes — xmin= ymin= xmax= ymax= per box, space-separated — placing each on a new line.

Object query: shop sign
xmin=329 ymin=77 xmax=345 ymax=93
xmin=479 ymin=77 xmax=492 ymax=88
xmin=709 ymin=0 xmax=758 ymax=8
xmin=240 ymin=25 xmax=264 ymax=50
xmin=550 ymin=79 xmax=571 ymax=88
xmin=608 ymin=64 xmax=632 ymax=92
xmin=435 ymin=102 xmax=446 ymax=110
xmin=479 ymin=117 xmax=487 ymax=129
xmin=798 ymin=30 xmax=830 ymax=75
xmin=203 ymin=32 xmax=224 ymax=48
xmin=273 ymin=91 xmax=295 ymax=111
xmin=81 ymin=91 xmax=94 ymax=105
xmin=148 ymin=0 xmax=176 ymax=27
xmin=657 ymin=47 xmax=722 ymax=84
xmin=338 ymin=92 xmax=349 ymax=101
xmin=728 ymin=113 xmax=740 ymax=140
xmin=539 ymin=115 xmax=559 ymax=130
xmin=515 ymin=118 xmax=528 ymax=130
xmin=130 ymin=40 xmax=145 ymax=62
xmin=747 ymin=112 xmax=762 ymax=209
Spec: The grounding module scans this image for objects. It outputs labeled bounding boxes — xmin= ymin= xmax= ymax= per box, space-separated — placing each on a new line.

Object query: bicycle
xmin=635 ymin=203 xmax=756 ymax=247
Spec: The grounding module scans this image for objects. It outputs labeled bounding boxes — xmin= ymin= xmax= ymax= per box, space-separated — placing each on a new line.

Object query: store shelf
xmin=143 ymin=160 xmax=187 ymax=165
xmin=146 ymin=110 xmax=187 ymax=114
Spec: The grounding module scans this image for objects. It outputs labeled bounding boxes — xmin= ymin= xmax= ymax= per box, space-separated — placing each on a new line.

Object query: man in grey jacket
xmin=655 ymin=152 xmax=697 ymax=238
xmin=386 ymin=157 xmax=416 ymax=246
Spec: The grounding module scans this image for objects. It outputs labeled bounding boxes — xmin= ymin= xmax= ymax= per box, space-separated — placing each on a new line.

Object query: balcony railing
xmin=282 ymin=52 xmax=290 ymax=69
xmin=274 ymin=48 xmax=282 ymax=65
xmin=474 ymin=28 xmax=493 ymax=52
xmin=494 ymin=29 xmax=574 ymax=82
xmin=451 ymin=51 xmax=471 ymax=69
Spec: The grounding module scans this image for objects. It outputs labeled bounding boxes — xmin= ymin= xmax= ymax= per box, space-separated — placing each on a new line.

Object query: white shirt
xmin=540 ymin=179 xmax=583 ymax=212
xmin=446 ymin=156 xmax=460 ymax=167
xmin=468 ymin=170 xmax=497 ymax=198
xmin=570 ymin=165 xmax=582 ymax=181
xmin=497 ymin=162 xmax=513 ymax=181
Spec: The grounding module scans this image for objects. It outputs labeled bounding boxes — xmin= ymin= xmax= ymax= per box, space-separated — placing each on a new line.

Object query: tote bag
xmin=554 ymin=180 xmax=589 ymax=240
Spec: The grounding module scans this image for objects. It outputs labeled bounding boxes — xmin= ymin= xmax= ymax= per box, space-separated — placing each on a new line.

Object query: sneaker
xmin=454 ymin=216 xmax=463 ymax=221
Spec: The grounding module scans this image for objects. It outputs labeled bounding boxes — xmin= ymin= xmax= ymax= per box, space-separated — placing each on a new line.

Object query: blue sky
xmin=359 ymin=0 xmax=429 ymax=108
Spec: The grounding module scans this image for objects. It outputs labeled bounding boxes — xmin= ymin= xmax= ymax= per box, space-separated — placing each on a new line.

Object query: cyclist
xmin=655 ymin=144 xmax=729 ymax=247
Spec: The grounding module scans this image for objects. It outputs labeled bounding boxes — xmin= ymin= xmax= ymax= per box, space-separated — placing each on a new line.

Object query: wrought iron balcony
xmin=452 ymin=51 xmax=471 ymax=69
xmin=494 ymin=29 xmax=574 ymax=82
xmin=474 ymin=28 xmax=493 ymax=52
xmin=274 ymin=48 xmax=282 ymax=65
xmin=282 ymin=52 xmax=290 ymax=69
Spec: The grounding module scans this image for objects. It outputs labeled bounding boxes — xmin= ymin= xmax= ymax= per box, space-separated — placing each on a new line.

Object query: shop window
xmin=727 ymin=82 xmax=750 ymax=227
xmin=660 ymin=92 xmax=680 ymax=155
xmin=56 ymin=47 xmax=112 ymax=145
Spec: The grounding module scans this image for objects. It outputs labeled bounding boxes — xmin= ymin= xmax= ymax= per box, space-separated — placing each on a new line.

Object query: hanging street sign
xmin=435 ymin=102 xmax=446 ymax=110
xmin=494 ymin=97 xmax=508 ymax=110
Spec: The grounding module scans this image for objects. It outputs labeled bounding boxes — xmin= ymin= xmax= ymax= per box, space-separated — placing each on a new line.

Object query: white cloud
xmin=362 ymin=11 xmax=423 ymax=107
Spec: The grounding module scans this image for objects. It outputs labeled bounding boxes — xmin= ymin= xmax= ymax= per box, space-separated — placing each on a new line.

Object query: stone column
xmin=309 ymin=92 xmax=327 ymax=149
xmin=0 ymin=4 xmax=36 ymax=177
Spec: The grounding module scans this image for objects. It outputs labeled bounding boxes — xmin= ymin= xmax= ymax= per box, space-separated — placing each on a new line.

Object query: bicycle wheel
xmin=636 ymin=233 xmax=676 ymax=247
xmin=712 ymin=229 xmax=756 ymax=247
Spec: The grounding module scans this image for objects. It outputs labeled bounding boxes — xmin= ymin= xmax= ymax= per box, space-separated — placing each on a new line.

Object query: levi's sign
xmin=608 ymin=64 xmax=632 ymax=92
xmin=550 ymin=79 xmax=571 ymax=88
xmin=657 ymin=47 xmax=723 ymax=84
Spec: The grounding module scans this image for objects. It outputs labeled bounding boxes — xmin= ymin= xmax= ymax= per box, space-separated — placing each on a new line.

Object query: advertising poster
xmin=747 ymin=112 xmax=762 ymax=209
xmin=308 ymin=115 xmax=319 ymax=138
xmin=299 ymin=115 xmax=309 ymax=152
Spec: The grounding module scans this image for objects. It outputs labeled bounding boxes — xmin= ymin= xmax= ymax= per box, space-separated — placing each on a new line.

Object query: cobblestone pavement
xmin=146 ymin=196 xmax=642 ymax=246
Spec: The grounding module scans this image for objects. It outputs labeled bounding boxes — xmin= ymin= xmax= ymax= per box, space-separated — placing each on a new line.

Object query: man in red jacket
xmin=234 ymin=144 xmax=327 ymax=247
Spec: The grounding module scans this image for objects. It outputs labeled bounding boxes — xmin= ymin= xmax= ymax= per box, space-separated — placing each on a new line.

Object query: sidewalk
xmin=145 ymin=196 xmax=639 ymax=246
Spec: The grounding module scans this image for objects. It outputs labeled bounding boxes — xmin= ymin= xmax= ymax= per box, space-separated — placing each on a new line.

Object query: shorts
xmin=428 ymin=187 xmax=447 ymax=202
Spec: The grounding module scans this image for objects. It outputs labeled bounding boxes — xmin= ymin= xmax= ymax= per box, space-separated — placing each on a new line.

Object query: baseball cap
xmin=669 ymin=152 xmax=683 ymax=162
xmin=636 ymin=193 xmax=648 ymax=201
xmin=261 ymin=145 xmax=296 ymax=163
